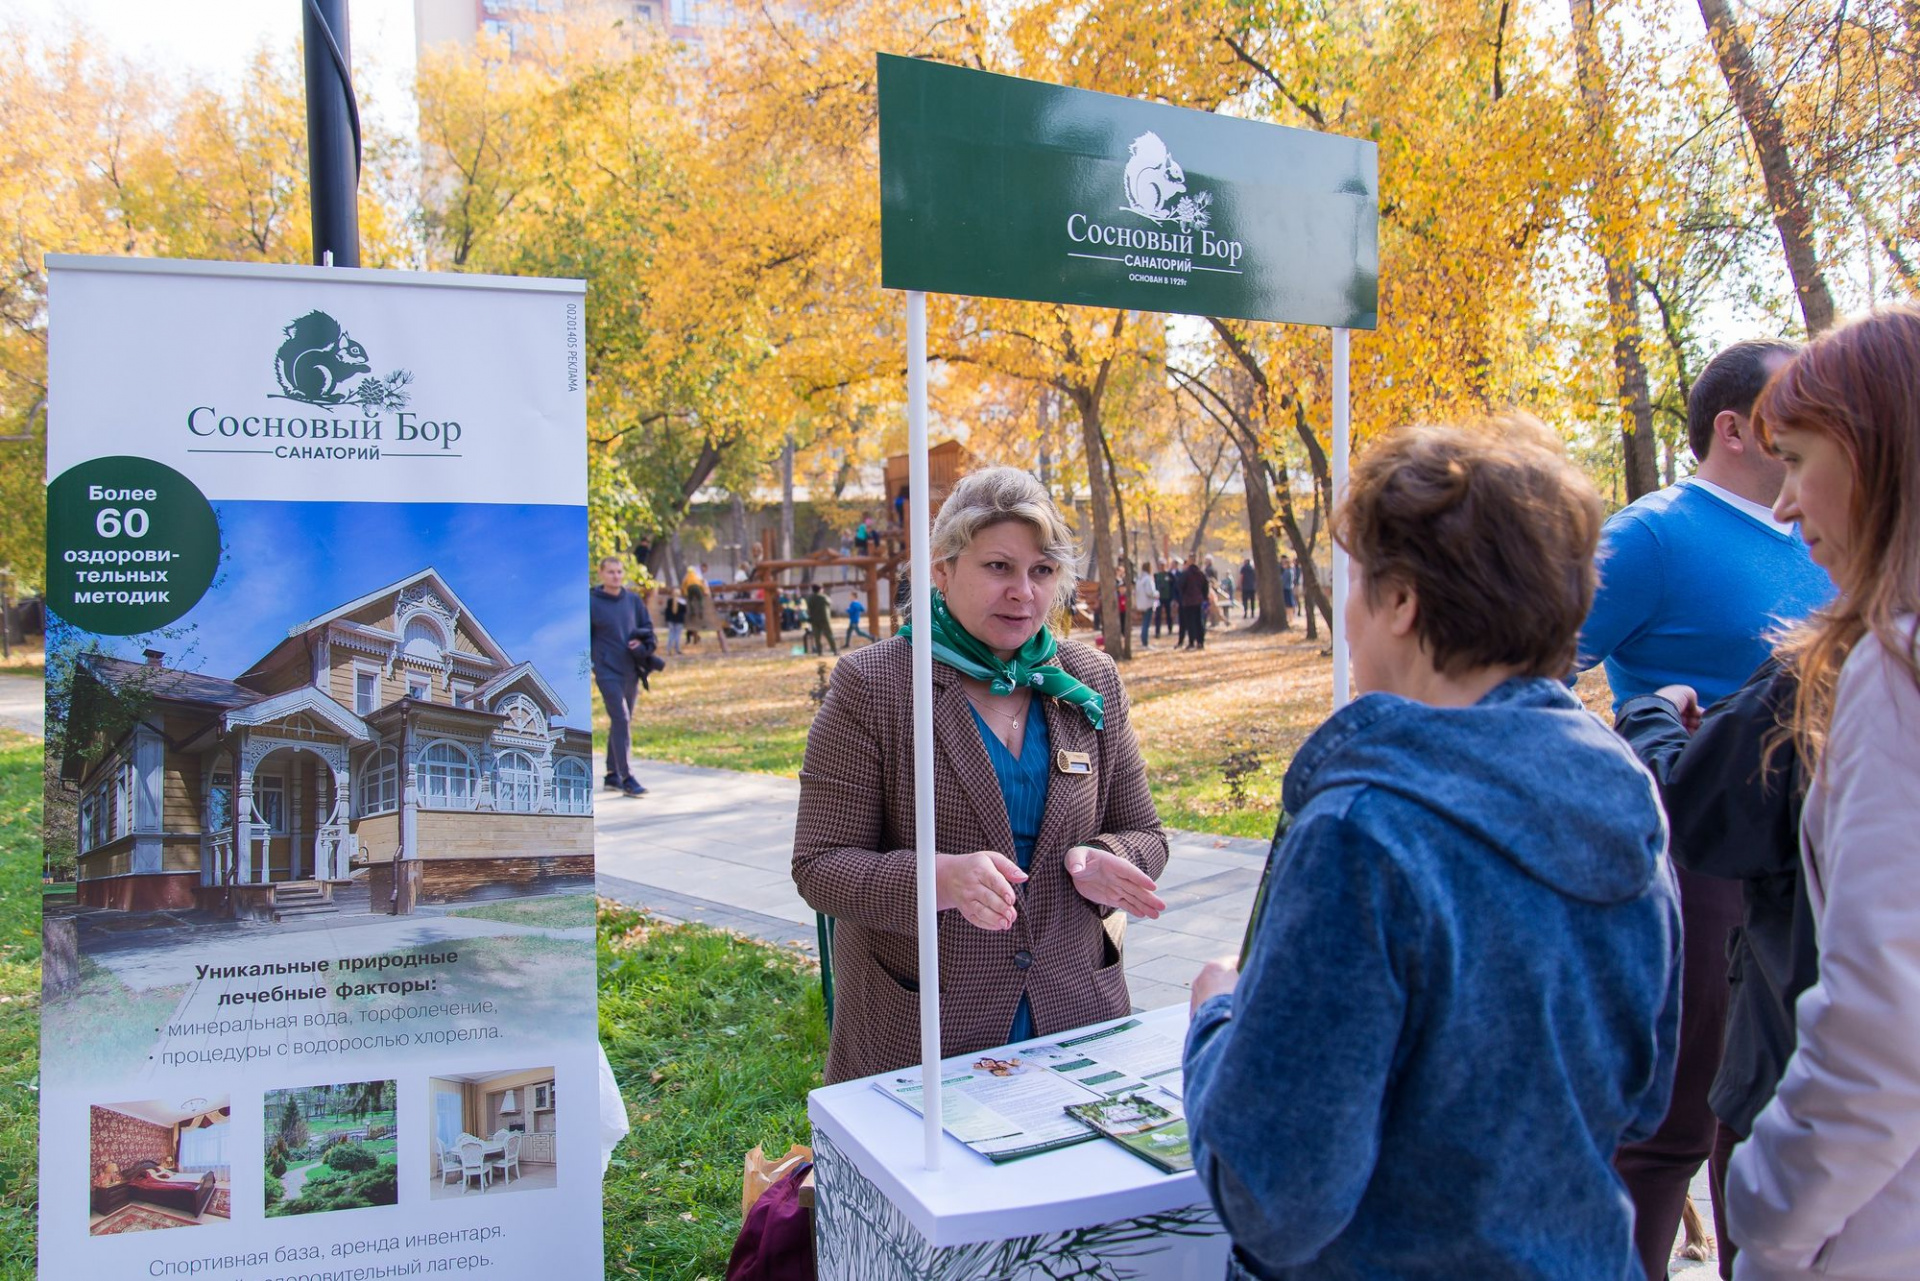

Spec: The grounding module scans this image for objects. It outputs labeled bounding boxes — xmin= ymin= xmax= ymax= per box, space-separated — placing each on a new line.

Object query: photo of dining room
xmin=427 ymin=1068 xmax=558 ymax=1198
xmin=87 ymin=1097 xmax=231 ymax=1236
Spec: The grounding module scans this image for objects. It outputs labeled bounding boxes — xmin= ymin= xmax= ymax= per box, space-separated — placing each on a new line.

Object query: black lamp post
xmin=302 ymin=0 xmax=361 ymax=267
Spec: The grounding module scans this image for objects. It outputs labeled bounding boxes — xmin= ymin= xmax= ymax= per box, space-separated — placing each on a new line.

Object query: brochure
xmin=878 ymin=1017 xmax=1186 ymax=1163
xmin=1063 ymin=1089 xmax=1193 ymax=1174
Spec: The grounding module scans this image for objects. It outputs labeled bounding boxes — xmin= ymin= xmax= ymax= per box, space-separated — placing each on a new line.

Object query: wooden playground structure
xmin=699 ymin=439 xmax=1151 ymax=647
xmin=712 ymin=441 xmax=972 ymax=648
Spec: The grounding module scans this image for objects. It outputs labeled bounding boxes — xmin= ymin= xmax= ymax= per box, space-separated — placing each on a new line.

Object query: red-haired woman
xmin=1725 ymin=305 xmax=1920 ymax=1279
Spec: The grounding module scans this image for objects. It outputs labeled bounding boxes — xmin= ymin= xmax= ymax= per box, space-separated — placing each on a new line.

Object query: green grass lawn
xmin=618 ymin=629 xmax=1620 ymax=842
xmin=447 ymin=891 xmax=597 ymax=930
xmin=0 ymin=731 xmax=43 ymax=1281
xmin=599 ymin=900 xmax=828 ymax=1279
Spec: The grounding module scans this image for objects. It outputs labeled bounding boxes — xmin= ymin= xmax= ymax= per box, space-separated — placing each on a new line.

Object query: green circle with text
xmin=48 ymin=456 xmax=220 ymax=635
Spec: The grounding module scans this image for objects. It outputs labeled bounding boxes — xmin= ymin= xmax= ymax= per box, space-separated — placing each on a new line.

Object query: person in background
xmin=1575 ymin=338 xmax=1831 ymax=1280
xmin=854 ymin=515 xmax=871 ymax=556
xmin=1183 ymin=421 xmax=1681 ymax=1279
xmin=1722 ymin=305 xmax=1920 ymax=1280
xmin=843 ymin=591 xmax=875 ymax=647
xmin=1615 ymin=660 xmax=1810 ymax=1280
xmin=1239 ymin=557 xmax=1257 ymax=622
xmin=1155 ymin=559 xmax=1176 ymax=640
xmin=683 ymin=563 xmax=709 ymax=635
xmin=663 ymin=592 xmax=687 ymax=656
xmin=793 ymin=466 xmax=1167 ymax=1083
xmin=1135 ymin=560 xmax=1159 ymax=651
xmin=590 ymin=555 xmax=652 ymax=798
xmin=804 ymin=584 xmax=838 ymax=656
xmin=1178 ymin=556 xmax=1210 ymax=650
xmin=1280 ymin=556 xmax=1298 ymax=619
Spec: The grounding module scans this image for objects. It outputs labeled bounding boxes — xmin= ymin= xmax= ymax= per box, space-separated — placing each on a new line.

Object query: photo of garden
xmin=264 ymin=1080 xmax=399 ymax=1218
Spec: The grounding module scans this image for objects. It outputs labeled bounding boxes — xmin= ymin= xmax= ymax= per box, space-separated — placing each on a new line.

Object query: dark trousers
xmin=1615 ymin=867 xmax=1743 ymax=1280
xmin=1155 ymin=598 xmax=1173 ymax=635
xmin=596 ymin=670 xmax=639 ymax=784
xmin=1709 ymin=1120 xmax=1738 ymax=1280
xmin=1179 ymin=604 xmax=1205 ymax=648
xmin=807 ymin=624 xmax=838 ymax=655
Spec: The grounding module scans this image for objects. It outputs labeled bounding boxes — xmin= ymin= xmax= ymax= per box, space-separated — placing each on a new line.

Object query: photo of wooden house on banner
xmin=61 ymin=567 xmax=595 ymax=920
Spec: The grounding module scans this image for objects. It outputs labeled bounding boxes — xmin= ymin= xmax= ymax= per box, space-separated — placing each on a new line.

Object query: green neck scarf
xmin=900 ymin=588 xmax=1105 ymax=729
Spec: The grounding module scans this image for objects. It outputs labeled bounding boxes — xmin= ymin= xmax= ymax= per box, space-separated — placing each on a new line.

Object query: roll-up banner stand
xmin=876 ymin=53 xmax=1379 ymax=1168
xmin=40 ymin=256 xmax=602 ymax=1278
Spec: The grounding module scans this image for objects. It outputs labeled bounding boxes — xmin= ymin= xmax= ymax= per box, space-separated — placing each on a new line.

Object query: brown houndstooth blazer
xmin=793 ymin=635 xmax=1169 ymax=1084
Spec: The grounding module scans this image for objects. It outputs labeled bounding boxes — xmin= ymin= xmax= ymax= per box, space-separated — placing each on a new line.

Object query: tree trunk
xmin=1570 ymin=0 xmax=1662 ymax=502
xmin=1271 ymin=465 xmax=1330 ymax=640
xmin=643 ymin=437 xmax=723 ymax=579
xmin=1070 ymin=391 xmax=1125 ymax=659
xmin=779 ymin=434 xmax=795 ymax=561
xmin=1606 ymin=264 xmax=1662 ymax=500
xmin=1210 ymin=319 xmax=1336 ymax=522
xmin=1217 ymin=419 xmax=1298 ymax=636
xmin=1240 ymin=460 xmax=1290 ymax=633
xmin=1696 ymin=0 xmax=1836 ymax=336
xmin=1095 ymin=418 xmax=1133 ymax=659
xmin=731 ymin=491 xmax=750 ymax=577
xmin=42 ymin=917 xmax=78 ymax=998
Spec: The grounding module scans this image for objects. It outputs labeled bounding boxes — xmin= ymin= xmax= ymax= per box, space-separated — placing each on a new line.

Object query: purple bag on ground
xmin=725 ymin=1160 xmax=815 ymax=1281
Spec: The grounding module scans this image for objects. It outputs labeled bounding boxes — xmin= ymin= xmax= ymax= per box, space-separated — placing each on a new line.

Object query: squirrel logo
xmin=1119 ymin=132 xmax=1212 ymax=233
xmin=1122 ymin=132 xmax=1186 ymax=223
xmin=273 ymin=310 xmax=372 ymax=406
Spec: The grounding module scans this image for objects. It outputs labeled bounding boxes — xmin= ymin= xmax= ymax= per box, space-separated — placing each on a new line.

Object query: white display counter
xmin=807 ymin=1003 xmax=1231 ymax=1279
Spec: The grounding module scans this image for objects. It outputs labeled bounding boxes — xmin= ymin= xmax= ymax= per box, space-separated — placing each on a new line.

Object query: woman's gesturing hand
xmin=1064 ymin=845 xmax=1167 ymax=919
xmin=936 ymin=850 xmax=1027 ymax=931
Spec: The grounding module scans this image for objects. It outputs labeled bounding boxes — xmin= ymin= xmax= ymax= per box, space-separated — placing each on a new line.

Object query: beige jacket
xmin=792 ymin=636 xmax=1168 ymax=1084
xmin=1729 ymin=620 xmax=1920 ymax=1279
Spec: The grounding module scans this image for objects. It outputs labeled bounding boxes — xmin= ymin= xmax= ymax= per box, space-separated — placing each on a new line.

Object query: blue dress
xmin=969 ymin=702 xmax=1052 ymax=1044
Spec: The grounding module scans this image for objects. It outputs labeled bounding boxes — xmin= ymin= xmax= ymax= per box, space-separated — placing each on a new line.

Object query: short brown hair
xmin=1333 ymin=419 xmax=1603 ymax=679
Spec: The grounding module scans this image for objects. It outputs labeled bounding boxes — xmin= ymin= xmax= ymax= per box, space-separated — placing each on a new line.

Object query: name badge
xmin=1054 ymin=749 xmax=1093 ymax=776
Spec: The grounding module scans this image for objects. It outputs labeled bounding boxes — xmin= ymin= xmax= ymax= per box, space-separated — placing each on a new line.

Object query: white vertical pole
xmin=907 ymin=289 xmax=944 ymax=1170
xmin=1331 ymin=327 xmax=1351 ymax=709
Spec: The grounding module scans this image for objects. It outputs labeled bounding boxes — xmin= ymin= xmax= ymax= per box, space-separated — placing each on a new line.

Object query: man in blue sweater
xmin=1575 ymin=339 xmax=1832 ymax=1279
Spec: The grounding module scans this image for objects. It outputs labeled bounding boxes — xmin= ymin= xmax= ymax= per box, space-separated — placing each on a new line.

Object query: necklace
xmin=964 ymin=685 xmax=1030 ymax=729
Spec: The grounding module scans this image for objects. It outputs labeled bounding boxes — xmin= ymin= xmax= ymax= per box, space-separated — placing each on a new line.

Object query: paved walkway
xmin=594 ymin=758 xmax=1271 ymax=1010
xmin=0 ymin=673 xmax=43 ymax=737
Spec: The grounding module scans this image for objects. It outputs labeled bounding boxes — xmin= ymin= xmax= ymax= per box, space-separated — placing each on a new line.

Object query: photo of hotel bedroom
xmin=87 ymin=1098 xmax=231 ymax=1236
xmin=428 ymin=1068 xmax=558 ymax=1198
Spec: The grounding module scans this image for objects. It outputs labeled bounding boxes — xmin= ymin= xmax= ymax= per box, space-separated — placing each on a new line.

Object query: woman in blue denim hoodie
xmin=1184 ymin=422 xmax=1684 ymax=1280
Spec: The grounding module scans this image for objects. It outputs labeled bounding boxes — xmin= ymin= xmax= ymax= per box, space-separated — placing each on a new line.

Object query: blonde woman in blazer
xmin=793 ymin=466 xmax=1169 ymax=1085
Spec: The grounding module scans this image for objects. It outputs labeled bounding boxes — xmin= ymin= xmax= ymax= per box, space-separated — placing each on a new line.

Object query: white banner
xmin=41 ymin=256 xmax=603 ymax=1279
xmin=47 ymin=256 xmax=586 ymax=506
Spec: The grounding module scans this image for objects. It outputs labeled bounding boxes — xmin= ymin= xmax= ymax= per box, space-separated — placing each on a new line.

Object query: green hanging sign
xmin=878 ymin=54 xmax=1379 ymax=329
